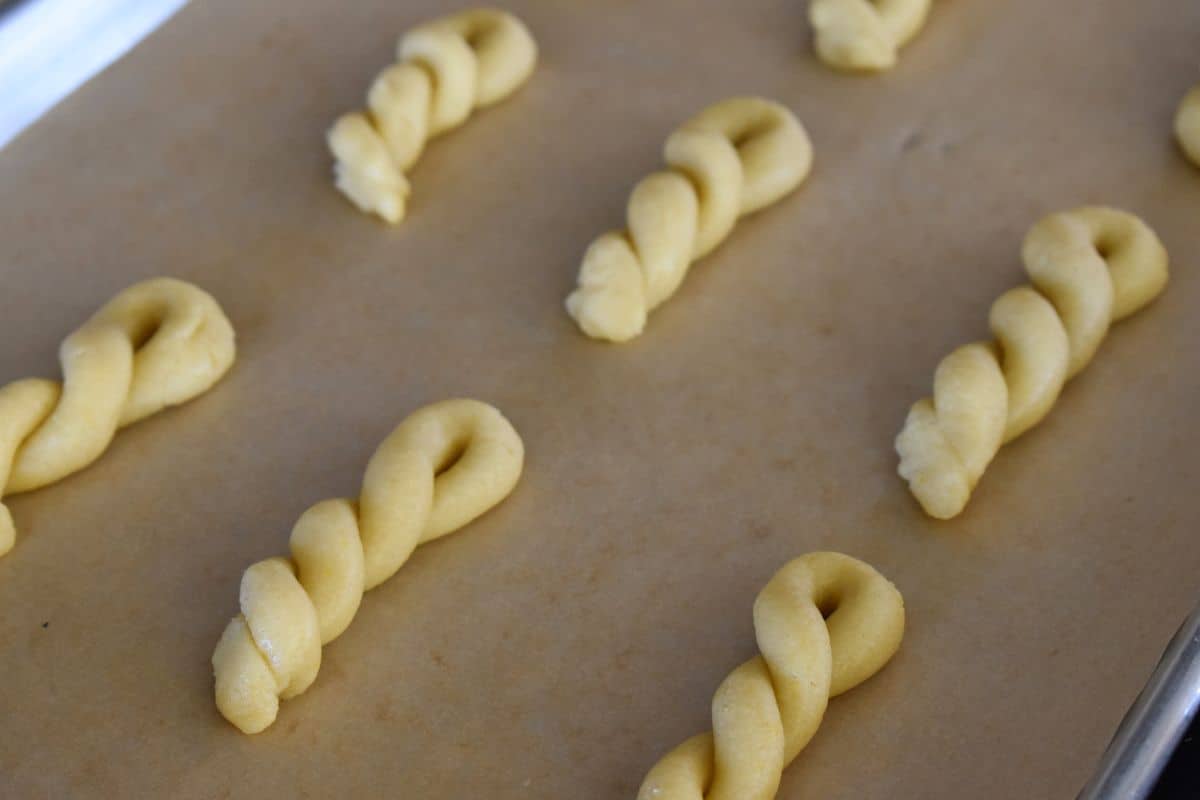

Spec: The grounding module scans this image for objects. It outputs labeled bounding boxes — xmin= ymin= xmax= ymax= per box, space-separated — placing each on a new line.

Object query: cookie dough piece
xmin=1176 ymin=85 xmax=1200 ymax=167
xmin=636 ymin=552 xmax=905 ymax=800
xmin=565 ymin=97 xmax=812 ymax=343
xmin=212 ymin=399 xmax=524 ymax=734
xmin=896 ymin=207 xmax=1168 ymax=520
xmin=0 ymin=278 xmax=235 ymax=557
xmin=809 ymin=0 xmax=932 ymax=72
xmin=328 ymin=9 xmax=537 ymax=224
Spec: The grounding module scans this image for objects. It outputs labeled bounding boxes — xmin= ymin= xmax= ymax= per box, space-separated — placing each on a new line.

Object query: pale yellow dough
xmin=212 ymin=399 xmax=524 ymax=734
xmin=327 ymin=8 xmax=537 ymax=224
xmin=809 ymin=0 xmax=932 ymax=72
xmin=0 ymin=278 xmax=235 ymax=557
xmin=636 ymin=552 xmax=904 ymax=800
xmin=565 ymin=97 xmax=813 ymax=343
xmin=1176 ymin=85 xmax=1200 ymax=167
xmin=896 ymin=207 xmax=1168 ymax=520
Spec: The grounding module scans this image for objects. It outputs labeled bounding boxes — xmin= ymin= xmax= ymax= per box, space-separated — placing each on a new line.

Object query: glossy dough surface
xmin=565 ymin=97 xmax=813 ymax=343
xmin=809 ymin=0 xmax=932 ymax=72
xmin=636 ymin=552 xmax=904 ymax=800
xmin=212 ymin=399 xmax=524 ymax=734
xmin=1177 ymin=85 xmax=1200 ymax=167
xmin=327 ymin=8 xmax=537 ymax=224
xmin=0 ymin=278 xmax=235 ymax=557
xmin=896 ymin=207 xmax=1169 ymax=520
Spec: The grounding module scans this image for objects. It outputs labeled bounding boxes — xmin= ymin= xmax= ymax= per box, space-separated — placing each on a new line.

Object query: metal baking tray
xmin=2 ymin=2 xmax=1197 ymax=797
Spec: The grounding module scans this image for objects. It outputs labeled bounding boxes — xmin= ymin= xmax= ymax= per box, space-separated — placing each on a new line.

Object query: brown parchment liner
xmin=1 ymin=0 xmax=1198 ymax=797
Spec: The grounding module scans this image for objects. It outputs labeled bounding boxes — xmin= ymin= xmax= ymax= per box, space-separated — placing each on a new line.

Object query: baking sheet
xmin=1 ymin=0 xmax=1198 ymax=797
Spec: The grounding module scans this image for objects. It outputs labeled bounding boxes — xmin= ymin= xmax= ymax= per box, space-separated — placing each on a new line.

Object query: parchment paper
xmin=1 ymin=1 xmax=1198 ymax=797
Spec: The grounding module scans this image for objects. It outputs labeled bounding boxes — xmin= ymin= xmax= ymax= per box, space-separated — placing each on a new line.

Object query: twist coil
xmin=327 ymin=8 xmax=537 ymax=224
xmin=1177 ymin=85 xmax=1200 ymax=167
xmin=0 ymin=278 xmax=235 ymax=557
xmin=896 ymin=207 xmax=1169 ymax=520
xmin=566 ymin=97 xmax=813 ymax=343
xmin=636 ymin=552 xmax=905 ymax=800
xmin=809 ymin=0 xmax=932 ymax=72
xmin=212 ymin=398 xmax=524 ymax=734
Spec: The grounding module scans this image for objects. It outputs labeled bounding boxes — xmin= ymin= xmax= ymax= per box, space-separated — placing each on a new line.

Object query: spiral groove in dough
xmin=1176 ymin=85 xmax=1200 ymax=167
xmin=327 ymin=8 xmax=537 ymax=224
xmin=212 ymin=399 xmax=524 ymax=734
xmin=809 ymin=0 xmax=931 ymax=72
xmin=636 ymin=552 xmax=904 ymax=800
xmin=0 ymin=278 xmax=235 ymax=557
xmin=896 ymin=207 xmax=1168 ymax=520
xmin=565 ymin=97 xmax=812 ymax=343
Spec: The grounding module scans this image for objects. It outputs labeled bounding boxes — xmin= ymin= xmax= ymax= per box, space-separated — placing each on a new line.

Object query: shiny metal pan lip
xmin=1078 ymin=602 xmax=1200 ymax=800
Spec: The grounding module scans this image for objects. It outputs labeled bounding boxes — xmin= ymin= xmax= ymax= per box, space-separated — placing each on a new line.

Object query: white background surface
xmin=0 ymin=0 xmax=186 ymax=149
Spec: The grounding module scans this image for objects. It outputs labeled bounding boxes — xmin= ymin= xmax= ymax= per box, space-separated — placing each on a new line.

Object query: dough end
xmin=0 ymin=504 xmax=13 ymax=557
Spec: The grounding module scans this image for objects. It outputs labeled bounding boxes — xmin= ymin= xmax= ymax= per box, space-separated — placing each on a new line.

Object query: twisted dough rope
xmin=212 ymin=399 xmax=523 ymax=734
xmin=1177 ymin=85 xmax=1200 ymax=167
xmin=809 ymin=0 xmax=931 ymax=72
xmin=327 ymin=8 xmax=537 ymax=224
xmin=565 ymin=97 xmax=813 ymax=343
xmin=0 ymin=278 xmax=235 ymax=558
xmin=896 ymin=207 xmax=1169 ymax=520
xmin=637 ymin=552 xmax=904 ymax=800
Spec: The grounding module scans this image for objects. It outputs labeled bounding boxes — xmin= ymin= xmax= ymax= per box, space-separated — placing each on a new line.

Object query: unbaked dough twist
xmin=0 ymin=278 xmax=235 ymax=557
xmin=809 ymin=0 xmax=931 ymax=72
xmin=565 ymin=97 xmax=813 ymax=343
xmin=896 ymin=207 xmax=1168 ymax=520
xmin=637 ymin=552 xmax=904 ymax=800
xmin=212 ymin=399 xmax=524 ymax=734
xmin=1176 ymin=85 xmax=1200 ymax=167
xmin=327 ymin=8 xmax=537 ymax=224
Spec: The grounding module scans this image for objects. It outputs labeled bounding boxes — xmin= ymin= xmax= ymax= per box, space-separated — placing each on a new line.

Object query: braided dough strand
xmin=896 ymin=207 xmax=1168 ymax=520
xmin=637 ymin=552 xmax=905 ymax=800
xmin=809 ymin=0 xmax=932 ymax=72
xmin=0 ymin=278 xmax=235 ymax=557
xmin=1176 ymin=85 xmax=1200 ymax=167
xmin=566 ymin=97 xmax=813 ymax=343
xmin=327 ymin=8 xmax=537 ymax=224
xmin=212 ymin=399 xmax=524 ymax=734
